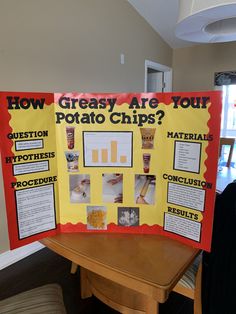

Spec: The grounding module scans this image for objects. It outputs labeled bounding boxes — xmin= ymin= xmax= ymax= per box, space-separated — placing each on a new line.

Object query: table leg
xmin=146 ymin=298 xmax=159 ymax=314
xmin=80 ymin=267 xmax=92 ymax=299
xmin=228 ymin=144 xmax=234 ymax=167
xmin=70 ymin=262 xmax=78 ymax=274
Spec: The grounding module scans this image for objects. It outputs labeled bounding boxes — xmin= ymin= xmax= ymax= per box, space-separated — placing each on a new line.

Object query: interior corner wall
xmin=0 ymin=0 xmax=172 ymax=93
xmin=172 ymin=41 xmax=236 ymax=92
xmin=0 ymin=0 xmax=172 ymax=253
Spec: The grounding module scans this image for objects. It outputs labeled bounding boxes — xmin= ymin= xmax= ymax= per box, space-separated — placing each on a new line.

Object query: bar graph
xmin=92 ymin=149 xmax=99 ymax=163
xmin=120 ymin=155 xmax=127 ymax=163
xmin=101 ymin=149 xmax=108 ymax=163
xmin=83 ymin=132 xmax=133 ymax=167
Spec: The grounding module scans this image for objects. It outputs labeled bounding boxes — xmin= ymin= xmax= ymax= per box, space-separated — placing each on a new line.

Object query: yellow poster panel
xmin=54 ymin=92 xmax=221 ymax=251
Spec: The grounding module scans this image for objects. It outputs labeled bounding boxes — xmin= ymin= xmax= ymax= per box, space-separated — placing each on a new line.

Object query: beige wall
xmin=173 ymin=41 xmax=236 ymax=92
xmin=0 ymin=0 xmax=172 ymax=253
xmin=0 ymin=0 xmax=172 ymax=93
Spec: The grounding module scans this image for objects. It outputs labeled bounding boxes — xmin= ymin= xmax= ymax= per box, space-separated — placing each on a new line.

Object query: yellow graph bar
xmin=92 ymin=149 xmax=99 ymax=163
xmin=101 ymin=149 xmax=108 ymax=163
xmin=111 ymin=141 xmax=117 ymax=163
xmin=120 ymin=155 xmax=127 ymax=163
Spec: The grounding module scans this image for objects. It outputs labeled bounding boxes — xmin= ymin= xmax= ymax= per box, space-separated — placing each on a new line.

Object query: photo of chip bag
xmin=140 ymin=128 xmax=156 ymax=149
xmin=65 ymin=151 xmax=79 ymax=172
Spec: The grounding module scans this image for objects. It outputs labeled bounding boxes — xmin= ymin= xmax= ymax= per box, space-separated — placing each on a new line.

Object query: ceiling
xmin=127 ymin=0 xmax=199 ymax=49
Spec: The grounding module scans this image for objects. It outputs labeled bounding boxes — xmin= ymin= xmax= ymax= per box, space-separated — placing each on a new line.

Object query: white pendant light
xmin=175 ymin=0 xmax=236 ymax=43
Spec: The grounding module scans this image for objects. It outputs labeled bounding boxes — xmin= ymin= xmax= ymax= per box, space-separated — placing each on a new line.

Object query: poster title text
xmin=6 ymin=96 xmax=210 ymax=127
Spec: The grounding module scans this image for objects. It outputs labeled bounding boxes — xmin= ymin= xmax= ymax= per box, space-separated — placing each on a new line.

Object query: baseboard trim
xmin=0 ymin=241 xmax=44 ymax=270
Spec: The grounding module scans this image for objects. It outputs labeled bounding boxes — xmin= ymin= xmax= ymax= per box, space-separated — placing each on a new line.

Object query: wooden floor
xmin=0 ymin=247 xmax=193 ymax=314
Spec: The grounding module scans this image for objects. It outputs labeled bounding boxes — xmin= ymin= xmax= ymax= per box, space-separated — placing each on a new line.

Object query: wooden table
xmin=216 ymin=166 xmax=236 ymax=193
xmin=41 ymin=233 xmax=199 ymax=313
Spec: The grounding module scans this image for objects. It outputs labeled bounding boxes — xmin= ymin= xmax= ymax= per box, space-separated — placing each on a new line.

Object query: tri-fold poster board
xmin=0 ymin=91 xmax=222 ymax=251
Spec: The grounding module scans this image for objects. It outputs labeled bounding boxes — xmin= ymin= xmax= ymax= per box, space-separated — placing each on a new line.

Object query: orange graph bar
xmin=101 ymin=149 xmax=108 ymax=163
xmin=92 ymin=149 xmax=99 ymax=162
xmin=111 ymin=141 xmax=117 ymax=163
xmin=120 ymin=155 xmax=127 ymax=163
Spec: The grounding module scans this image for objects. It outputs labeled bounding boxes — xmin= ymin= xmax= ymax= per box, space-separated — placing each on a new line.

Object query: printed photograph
xmin=69 ymin=174 xmax=90 ymax=203
xmin=134 ymin=175 xmax=156 ymax=205
xmin=83 ymin=131 xmax=133 ymax=167
xmin=66 ymin=126 xmax=75 ymax=149
xmin=140 ymin=128 xmax=156 ymax=149
xmin=102 ymin=173 xmax=123 ymax=203
xmin=118 ymin=207 xmax=139 ymax=227
xmin=87 ymin=206 xmax=107 ymax=230
xmin=65 ymin=151 xmax=79 ymax=172
xmin=142 ymin=153 xmax=151 ymax=173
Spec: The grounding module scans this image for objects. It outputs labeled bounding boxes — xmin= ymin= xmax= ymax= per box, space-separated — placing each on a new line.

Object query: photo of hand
xmin=69 ymin=174 xmax=91 ymax=203
xmin=102 ymin=174 xmax=123 ymax=203
xmin=135 ymin=175 xmax=156 ymax=205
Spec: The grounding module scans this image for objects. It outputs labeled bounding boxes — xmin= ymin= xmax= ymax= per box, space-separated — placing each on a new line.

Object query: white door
xmin=147 ymin=71 xmax=164 ymax=92
xmin=145 ymin=60 xmax=172 ymax=93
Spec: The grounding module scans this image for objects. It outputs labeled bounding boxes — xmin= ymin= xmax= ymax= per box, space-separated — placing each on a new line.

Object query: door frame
xmin=144 ymin=60 xmax=172 ymax=92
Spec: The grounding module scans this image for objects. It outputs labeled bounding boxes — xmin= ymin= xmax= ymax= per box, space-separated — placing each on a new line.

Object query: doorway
xmin=221 ymin=85 xmax=236 ymax=138
xmin=144 ymin=60 xmax=172 ymax=92
xmin=220 ymin=84 xmax=236 ymax=167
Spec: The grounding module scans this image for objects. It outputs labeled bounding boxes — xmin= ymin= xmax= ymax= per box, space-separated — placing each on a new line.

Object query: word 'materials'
xmin=167 ymin=132 xmax=213 ymax=141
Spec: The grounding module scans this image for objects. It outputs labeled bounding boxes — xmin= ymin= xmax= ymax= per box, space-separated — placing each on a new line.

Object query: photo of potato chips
xmin=87 ymin=206 xmax=107 ymax=230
